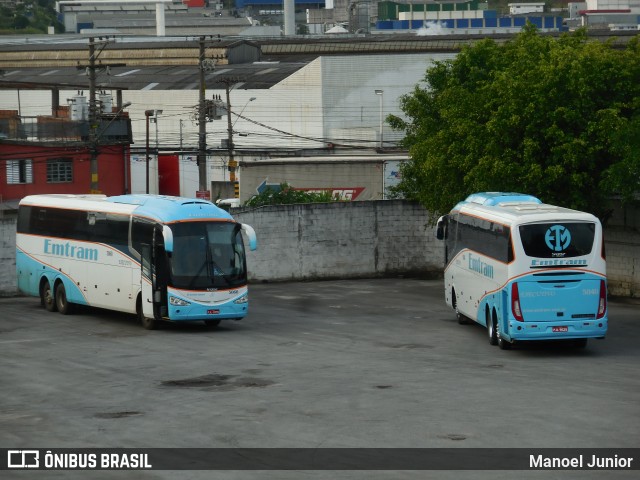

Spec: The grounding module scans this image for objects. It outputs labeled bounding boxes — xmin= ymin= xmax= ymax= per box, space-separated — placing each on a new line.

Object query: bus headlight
xmin=170 ymin=296 xmax=191 ymax=306
xmin=234 ymin=294 xmax=248 ymax=304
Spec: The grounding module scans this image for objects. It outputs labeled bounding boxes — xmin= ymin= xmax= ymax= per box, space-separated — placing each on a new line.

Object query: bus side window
xmin=131 ymin=218 xmax=155 ymax=259
xmin=141 ymin=244 xmax=152 ymax=279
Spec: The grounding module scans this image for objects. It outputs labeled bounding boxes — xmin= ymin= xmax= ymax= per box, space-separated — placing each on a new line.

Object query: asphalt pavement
xmin=1 ymin=278 xmax=638 ymax=480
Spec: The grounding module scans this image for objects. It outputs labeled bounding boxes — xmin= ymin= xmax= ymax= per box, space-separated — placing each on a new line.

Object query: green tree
xmin=0 ymin=0 xmax=64 ymax=34
xmin=388 ymin=25 xmax=640 ymax=222
xmin=244 ymin=183 xmax=337 ymax=207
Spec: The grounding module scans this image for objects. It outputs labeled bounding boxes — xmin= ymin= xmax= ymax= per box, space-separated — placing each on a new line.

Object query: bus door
xmin=140 ymin=226 xmax=169 ymax=320
xmin=140 ymin=242 xmax=155 ymax=320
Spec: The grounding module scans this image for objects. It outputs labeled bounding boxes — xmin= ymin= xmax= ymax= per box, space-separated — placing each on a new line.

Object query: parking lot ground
xmin=1 ymin=278 xmax=639 ymax=480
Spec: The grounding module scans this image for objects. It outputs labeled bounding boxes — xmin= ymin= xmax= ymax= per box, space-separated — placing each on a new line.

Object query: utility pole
xmin=197 ymin=36 xmax=208 ymax=197
xmin=215 ymin=77 xmax=240 ymax=198
xmin=88 ymin=38 xmax=98 ymax=193
xmin=79 ymin=36 xmax=125 ymax=194
xmin=225 ymin=83 xmax=236 ymax=188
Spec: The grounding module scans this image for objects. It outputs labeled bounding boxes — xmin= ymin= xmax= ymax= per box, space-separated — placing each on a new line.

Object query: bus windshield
xmin=169 ymin=221 xmax=247 ymax=289
xmin=519 ymin=222 xmax=596 ymax=258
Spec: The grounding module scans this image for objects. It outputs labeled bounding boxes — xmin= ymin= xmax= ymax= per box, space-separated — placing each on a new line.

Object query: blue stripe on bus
xmin=16 ymin=249 xmax=89 ymax=305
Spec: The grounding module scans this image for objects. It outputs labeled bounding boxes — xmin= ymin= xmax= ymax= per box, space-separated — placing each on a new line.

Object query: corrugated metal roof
xmin=0 ymin=62 xmax=307 ymax=91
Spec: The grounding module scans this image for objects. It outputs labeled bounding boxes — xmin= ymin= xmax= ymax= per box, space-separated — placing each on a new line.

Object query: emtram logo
xmin=545 ymin=225 xmax=571 ymax=252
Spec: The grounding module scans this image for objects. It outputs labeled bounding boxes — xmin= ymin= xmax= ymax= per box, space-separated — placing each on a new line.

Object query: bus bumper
xmin=505 ymin=318 xmax=608 ymax=341
xmin=166 ymin=299 xmax=248 ymax=322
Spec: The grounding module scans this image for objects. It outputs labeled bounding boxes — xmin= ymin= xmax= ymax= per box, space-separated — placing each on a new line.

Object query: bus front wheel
xmin=41 ymin=280 xmax=57 ymax=312
xmin=453 ymin=289 xmax=469 ymax=325
xmin=137 ymin=296 xmax=157 ymax=330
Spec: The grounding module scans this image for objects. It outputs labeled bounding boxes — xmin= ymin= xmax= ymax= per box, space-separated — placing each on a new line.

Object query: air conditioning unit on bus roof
xmin=466 ymin=192 xmax=541 ymax=206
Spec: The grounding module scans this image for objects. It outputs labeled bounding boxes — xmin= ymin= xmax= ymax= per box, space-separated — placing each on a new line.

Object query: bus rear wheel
xmin=493 ymin=310 xmax=511 ymax=350
xmin=574 ymin=338 xmax=588 ymax=348
xmin=55 ymin=282 xmax=74 ymax=315
xmin=41 ymin=280 xmax=57 ymax=312
xmin=487 ymin=309 xmax=498 ymax=346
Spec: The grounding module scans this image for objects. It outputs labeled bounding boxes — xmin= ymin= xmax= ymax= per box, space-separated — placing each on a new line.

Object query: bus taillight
xmin=511 ymin=282 xmax=524 ymax=322
xmin=597 ymin=280 xmax=607 ymax=319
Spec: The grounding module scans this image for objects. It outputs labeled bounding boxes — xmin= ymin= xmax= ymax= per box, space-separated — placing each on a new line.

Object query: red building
xmin=0 ymin=85 xmax=132 ymax=208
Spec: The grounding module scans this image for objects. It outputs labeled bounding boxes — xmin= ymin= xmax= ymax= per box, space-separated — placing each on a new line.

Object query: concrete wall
xmin=1 ymin=200 xmax=639 ymax=297
xmin=233 ymin=200 xmax=442 ymax=282
xmin=0 ymin=216 xmax=17 ymax=296
xmin=604 ymin=202 xmax=640 ymax=297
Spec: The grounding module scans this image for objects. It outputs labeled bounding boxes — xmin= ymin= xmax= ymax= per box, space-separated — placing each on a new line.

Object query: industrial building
xmin=0 ymin=28 xmax=636 ymax=205
xmin=0 ymin=34 xmax=464 ymax=201
xmin=49 ymin=0 xmax=640 ymax=35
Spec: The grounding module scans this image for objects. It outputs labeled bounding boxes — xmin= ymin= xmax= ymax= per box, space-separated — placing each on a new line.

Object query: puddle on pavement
xmin=94 ymin=411 xmax=142 ymax=419
xmin=161 ymin=374 xmax=275 ymax=391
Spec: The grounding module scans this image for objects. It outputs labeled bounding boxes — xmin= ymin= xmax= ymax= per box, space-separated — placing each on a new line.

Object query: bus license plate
xmin=207 ymin=309 xmax=220 ymax=315
xmin=552 ymin=326 xmax=568 ymax=332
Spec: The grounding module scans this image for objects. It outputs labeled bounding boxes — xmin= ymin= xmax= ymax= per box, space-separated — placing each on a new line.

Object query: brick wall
xmin=1 ymin=201 xmax=638 ymax=297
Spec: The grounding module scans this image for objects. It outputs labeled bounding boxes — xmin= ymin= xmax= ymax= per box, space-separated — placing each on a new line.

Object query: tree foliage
xmin=0 ymin=0 xmax=64 ymax=34
xmin=388 ymin=25 xmax=640 ymax=221
xmin=244 ymin=183 xmax=336 ymax=207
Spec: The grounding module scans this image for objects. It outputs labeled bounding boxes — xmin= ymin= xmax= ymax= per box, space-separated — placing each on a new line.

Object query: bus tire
xmin=41 ymin=280 xmax=57 ymax=312
xmin=574 ymin=338 xmax=588 ymax=348
xmin=495 ymin=311 xmax=511 ymax=350
xmin=487 ymin=308 xmax=498 ymax=346
xmin=498 ymin=334 xmax=512 ymax=350
xmin=454 ymin=290 xmax=469 ymax=324
xmin=55 ymin=282 xmax=74 ymax=315
xmin=204 ymin=320 xmax=221 ymax=328
xmin=137 ymin=296 xmax=157 ymax=330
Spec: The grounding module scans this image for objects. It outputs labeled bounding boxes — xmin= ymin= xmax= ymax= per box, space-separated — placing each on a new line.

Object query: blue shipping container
xmin=376 ymin=21 xmax=394 ymax=29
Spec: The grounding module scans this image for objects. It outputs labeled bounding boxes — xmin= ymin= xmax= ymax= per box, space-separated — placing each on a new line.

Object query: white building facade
xmin=0 ymin=52 xmax=454 ymax=198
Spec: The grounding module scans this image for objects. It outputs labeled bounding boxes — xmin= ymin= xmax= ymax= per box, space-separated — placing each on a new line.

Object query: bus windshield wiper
xmin=209 ymin=259 xmax=232 ymax=286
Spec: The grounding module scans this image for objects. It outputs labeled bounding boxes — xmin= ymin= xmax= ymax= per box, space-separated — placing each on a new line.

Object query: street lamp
xmin=375 ymin=89 xmax=384 ymax=150
xmin=145 ymin=109 xmax=162 ymax=194
xmin=233 ymin=97 xmax=256 ymax=128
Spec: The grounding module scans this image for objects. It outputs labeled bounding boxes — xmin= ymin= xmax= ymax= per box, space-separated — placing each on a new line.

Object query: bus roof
xmin=452 ymin=192 xmax=599 ymax=225
xmin=19 ymin=194 xmax=234 ymax=223
xmin=108 ymin=195 xmax=234 ymax=223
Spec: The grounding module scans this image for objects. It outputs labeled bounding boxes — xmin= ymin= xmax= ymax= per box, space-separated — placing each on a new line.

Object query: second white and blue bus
xmin=16 ymin=194 xmax=257 ymax=330
xmin=436 ymin=192 xmax=607 ymax=349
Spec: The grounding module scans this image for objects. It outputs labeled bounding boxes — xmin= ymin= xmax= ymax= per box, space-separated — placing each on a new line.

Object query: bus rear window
xmin=519 ymin=223 xmax=595 ymax=258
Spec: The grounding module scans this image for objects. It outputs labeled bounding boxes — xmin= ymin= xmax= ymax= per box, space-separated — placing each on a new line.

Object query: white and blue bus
xmin=436 ymin=192 xmax=607 ymax=349
xmin=16 ymin=194 xmax=257 ymax=330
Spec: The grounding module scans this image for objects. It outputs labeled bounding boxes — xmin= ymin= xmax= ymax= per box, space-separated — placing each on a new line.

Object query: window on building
xmin=6 ymin=159 xmax=33 ymax=184
xmin=47 ymin=158 xmax=73 ymax=183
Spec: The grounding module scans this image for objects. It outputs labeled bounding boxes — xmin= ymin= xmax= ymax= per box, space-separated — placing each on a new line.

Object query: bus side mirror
xmin=436 ymin=215 xmax=447 ymax=240
xmin=162 ymin=225 xmax=173 ymax=253
xmin=241 ymin=223 xmax=257 ymax=251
